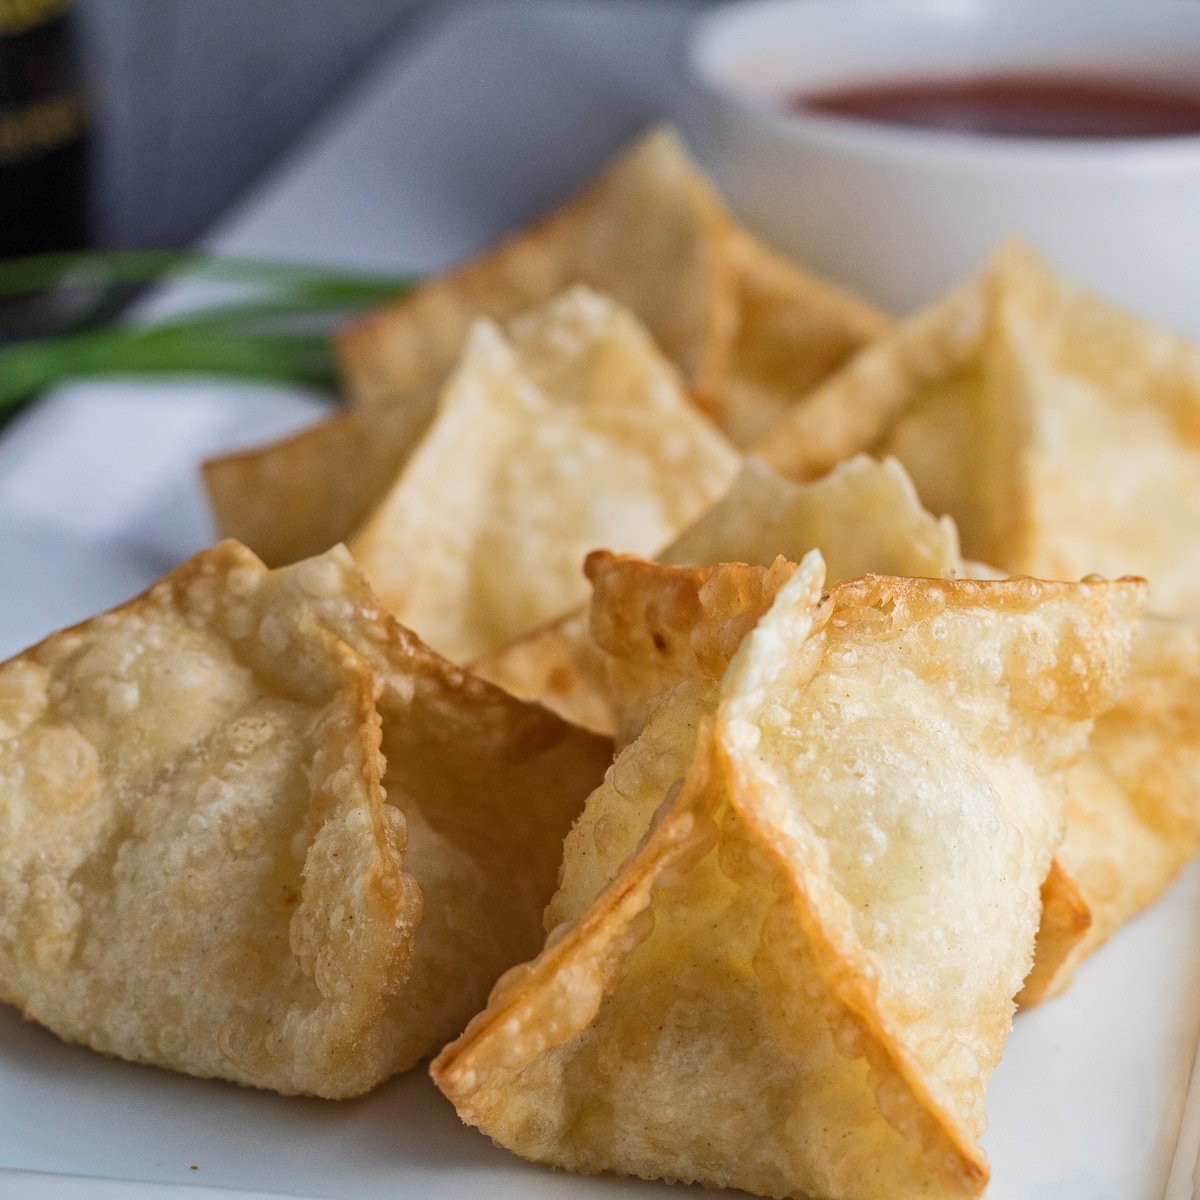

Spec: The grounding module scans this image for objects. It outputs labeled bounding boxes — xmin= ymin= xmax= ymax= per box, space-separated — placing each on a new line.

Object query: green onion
xmin=0 ymin=250 xmax=413 ymax=305
xmin=0 ymin=250 xmax=418 ymax=414
xmin=0 ymin=327 xmax=337 ymax=408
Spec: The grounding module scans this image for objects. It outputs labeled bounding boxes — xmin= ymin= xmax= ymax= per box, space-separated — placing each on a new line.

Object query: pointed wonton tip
xmin=335 ymin=123 xmax=740 ymax=411
xmin=750 ymin=239 xmax=1054 ymax=489
xmin=717 ymin=547 xmax=828 ymax=721
xmin=346 ymin=284 xmax=738 ymax=663
xmin=662 ymin=454 xmax=964 ymax=589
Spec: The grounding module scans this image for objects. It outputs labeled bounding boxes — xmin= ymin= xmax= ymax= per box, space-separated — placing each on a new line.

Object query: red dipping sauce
xmin=791 ymin=74 xmax=1200 ymax=139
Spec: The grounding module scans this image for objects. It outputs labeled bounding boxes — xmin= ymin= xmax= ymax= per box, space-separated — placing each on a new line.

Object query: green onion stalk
xmin=0 ymin=250 xmax=416 ymax=415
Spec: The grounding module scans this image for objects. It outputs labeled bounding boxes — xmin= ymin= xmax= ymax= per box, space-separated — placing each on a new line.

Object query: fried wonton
xmin=0 ymin=541 xmax=610 ymax=1097
xmin=594 ymin=462 xmax=1200 ymax=1003
xmin=433 ymin=554 xmax=1144 ymax=1199
xmin=1020 ymin=613 xmax=1200 ymax=1002
xmin=478 ymin=455 xmax=962 ymax=735
xmin=338 ymin=126 xmax=887 ymax=446
xmin=348 ymin=286 xmax=739 ymax=662
xmin=204 ymin=129 xmax=884 ymax=568
xmin=758 ymin=242 xmax=1200 ymax=616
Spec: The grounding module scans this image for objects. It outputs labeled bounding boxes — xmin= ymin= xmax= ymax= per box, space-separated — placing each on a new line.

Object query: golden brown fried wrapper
xmin=481 ymin=454 xmax=963 ymax=738
xmin=719 ymin=229 xmax=891 ymax=445
xmin=589 ymin=455 xmax=962 ymax=746
xmin=471 ymin=609 xmax=611 ymax=735
xmin=758 ymin=242 xmax=1200 ymax=616
xmin=337 ymin=126 xmax=886 ymax=445
xmin=1021 ymin=613 xmax=1200 ymax=1002
xmin=203 ymin=405 xmax=429 ymax=569
xmin=433 ymin=554 xmax=1144 ymax=1199
xmin=348 ymin=286 xmax=738 ymax=662
xmin=586 ymin=550 xmax=797 ymax=748
xmin=0 ymin=541 xmax=610 ymax=1097
xmin=339 ymin=127 xmax=736 ymax=415
xmin=597 ymin=478 xmax=1200 ymax=1006
xmin=204 ymin=129 xmax=883 ymax=568
xmin=663 ymin=453 xmax=963 ymax=576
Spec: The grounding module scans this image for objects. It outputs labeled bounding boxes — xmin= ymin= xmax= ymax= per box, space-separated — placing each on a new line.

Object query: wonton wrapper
xmin=0 ymin=541 xmax=610 ymax=1097
xmin=471 ymin=609 xmax=612 ymax=736
xmin=600 ymin=455 xmax=965 ymax=743
xmin=205 ymin=129 xmax=885 ymax=568
xmin=597 ymin=459 xmax=1200 ymax=1004
xmin=434 ymin=554 xmax=1144 ymax=1199
xmin=478 ymin=455 xmax=962 ymax=735
xmin=758 ymin=242 xmax=1200 ymax=616
xmin=204 ymin=405 xmax=428 ymax=570
xmin=338 ymin=126 xmax=887 ymax=446
xmin=663 ymin=453 xmax=962 ymax=576
xmin=348 ymin=286 xmax=738 ymax=662
xmin=1020 ymin=613 xmax=1200 ymax=1002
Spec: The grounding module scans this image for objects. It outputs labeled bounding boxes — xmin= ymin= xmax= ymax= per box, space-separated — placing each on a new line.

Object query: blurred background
xmin=4 ymin=0 xmax=724 ymax=257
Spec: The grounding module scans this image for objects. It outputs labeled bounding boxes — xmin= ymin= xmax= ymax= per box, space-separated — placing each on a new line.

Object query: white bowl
xmin=685 ymin=0 xmax=1200 ymax=333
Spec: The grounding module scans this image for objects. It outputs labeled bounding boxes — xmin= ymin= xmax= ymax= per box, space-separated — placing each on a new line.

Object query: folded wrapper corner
xmin=433 ymin=553 xmax=1144 ymax=1199
xmin=1020 ymin=611 xmax=1200 ymax=1002
xmin=345 ymin=285 xmax=740 ymax=661
xmin=203 ymin=126 xmax=886 ymax=570
xmin=476 ymin=453 xmax=963 ymax=736
xmin=757 ymin=241 xmax=1200 ymax=617
xmin=337 ymin=126 xmax=888 ymax=446
xmin=478 ymin=452 xmax=1200 ymax=1004
xmin=0 ymin=541 xmax=611 ymax=1097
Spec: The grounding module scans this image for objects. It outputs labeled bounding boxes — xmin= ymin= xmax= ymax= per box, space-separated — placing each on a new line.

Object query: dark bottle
xmin=0 ymin=0 xmax=89 ymax=260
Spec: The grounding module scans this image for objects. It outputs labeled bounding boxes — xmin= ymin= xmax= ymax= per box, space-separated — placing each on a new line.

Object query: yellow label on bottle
xmin=0 ymin=0 xmax=69 ymax=35
xmin=0 ymin=92 xmax=83 ymax=163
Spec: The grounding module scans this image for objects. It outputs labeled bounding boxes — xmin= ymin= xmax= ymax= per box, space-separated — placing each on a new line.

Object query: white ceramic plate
xmin=1 ymin=4 xmax=1197 ymax=1198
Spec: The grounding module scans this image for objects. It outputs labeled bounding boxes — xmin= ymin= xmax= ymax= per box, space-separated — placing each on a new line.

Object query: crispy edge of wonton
xmin=335 ymin=126 xmax=740 ymax=415
xmin=202 ymin=402 xmax=437 ymax=569
xmin=584 ymin=549 xmax=1155 ymax=1009
xmin=753 ymin=258 xmax=989 ymax=481
xmin=662 ymin=453 xmax=963 ymax=579
xmin=0 ymin=540 xmax=422 ymax=1098
xmin=1020 ymin=613 xmax=1200 ymax=1003
xmin=712 ymin=229 xmax=892 ymax=446
xmin=585 ymin=550 xmax=797 ymax=748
